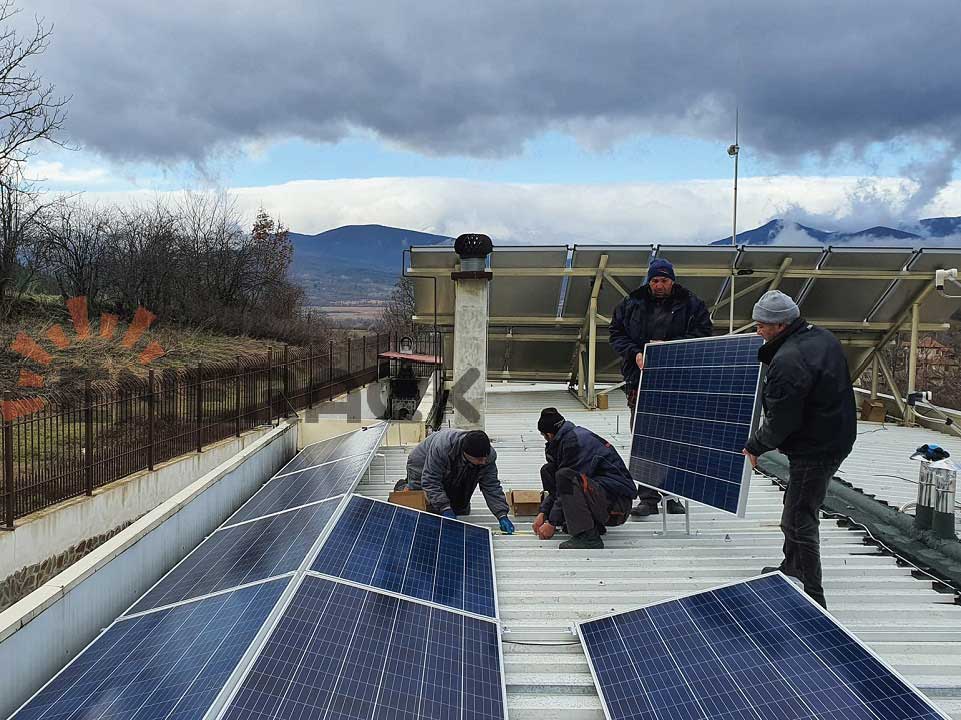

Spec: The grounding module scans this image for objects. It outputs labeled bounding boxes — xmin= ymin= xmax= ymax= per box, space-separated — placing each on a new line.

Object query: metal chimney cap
xmin=454 ymin=233 xmax=493 ymax=259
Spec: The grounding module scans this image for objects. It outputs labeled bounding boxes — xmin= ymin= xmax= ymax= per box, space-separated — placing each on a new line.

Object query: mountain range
xmin=710 ymin=216 xmax=961 ymax=246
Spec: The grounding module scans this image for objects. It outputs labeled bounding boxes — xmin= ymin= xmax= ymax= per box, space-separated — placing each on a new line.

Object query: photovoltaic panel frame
xmin=630 ymin=334 xmax=764 ymax=516
xmin=578 ymin=573 xmax=950 ymax=720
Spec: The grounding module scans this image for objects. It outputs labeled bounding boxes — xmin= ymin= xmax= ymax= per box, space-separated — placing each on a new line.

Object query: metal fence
xmin=1 ymin=333 xmax=398 ymax=528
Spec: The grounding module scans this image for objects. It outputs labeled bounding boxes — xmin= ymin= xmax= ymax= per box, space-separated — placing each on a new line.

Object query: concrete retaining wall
xmin=0 ymin=422 xmax=297 ymax=720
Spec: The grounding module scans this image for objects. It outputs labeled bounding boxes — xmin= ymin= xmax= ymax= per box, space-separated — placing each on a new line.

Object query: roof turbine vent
xmin=454 ymin=233 xmax=493 ymax=272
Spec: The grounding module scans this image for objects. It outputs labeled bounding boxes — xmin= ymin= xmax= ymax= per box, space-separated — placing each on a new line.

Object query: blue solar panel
xmin=311 ymin=495 xmax=497 ymax=618
xmin=221 ymin=575 xmax=506 ymax=720
xmin=630 ymin=334 xmax=763 ymax=515
xmin=273 ymin=424 xmax=387 ymax=478
xmin=128 ymin=499 xmax=340 ymax=615
xmin=226 ymin=453 xmax=373 ymax=526
xmin=12 ymin=580 xmax=287 ymax=720
xmin=579 ymin=573 xmax=949 ymax=720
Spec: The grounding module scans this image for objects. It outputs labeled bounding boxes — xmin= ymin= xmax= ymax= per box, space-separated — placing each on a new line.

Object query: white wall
xmin=0 ymin=422 xmax=297 ymax=720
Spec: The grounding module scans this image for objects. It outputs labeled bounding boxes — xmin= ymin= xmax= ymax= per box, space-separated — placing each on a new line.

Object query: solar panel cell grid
xmin=311 ymin=495 xmax=497 ymax=619
xmin=221 ymin=575 xmax=506 ymax=720
xmin=12 ymin=580 xmax=287 ymax=720
xmin=630 ymin=335 xmax=763 ymax=516
xmin=128 ymin=499 xmax=340 ymax=615
xmin=274 ymin=426 xmax=386 ymax=478
xmin=579 ymin=574 xmax=948 ymax=720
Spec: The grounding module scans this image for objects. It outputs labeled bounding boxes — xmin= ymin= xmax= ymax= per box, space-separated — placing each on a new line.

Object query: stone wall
xmin=0 ymin=521 xmax=136 ymax=611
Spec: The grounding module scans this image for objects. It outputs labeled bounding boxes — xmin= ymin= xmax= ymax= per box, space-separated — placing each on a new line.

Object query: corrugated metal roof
xmin=356 ymin=385 xmax=961 ymax=720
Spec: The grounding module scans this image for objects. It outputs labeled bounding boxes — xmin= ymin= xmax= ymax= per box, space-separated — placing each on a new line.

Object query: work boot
xmin=559 ymin=529 xmax=604 ymax=550
xmin=666 ymin=499 xmax=686 ymax=515
xmin=630 ymin=502 xmax=659 ymax=517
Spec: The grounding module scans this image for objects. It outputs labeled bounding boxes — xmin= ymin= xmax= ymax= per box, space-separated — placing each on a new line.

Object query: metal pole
xmin=877 ymin=354 xmax=907 ymax=418
xmin=84 ymin=381 xmax=93 ymax=496
xmin=196 ymin=363 xmax=204 ymax=452
xmin=235 ymin=357 xmax=242 ymax=437
xmin=870 ymin=356 xmax=879 ymax=400
xmin=147 ymin=370 xmax=155 ymax=470
xmin=729 ymin=273 xmax=735 ymax=333
xmin=282 ymin=345 xmax=290 ymax=418
xmin=329 ymin=341 xmax=334 ymax=401
xmin=906 ymin=302 xmax=921 ymax=426
xmin=2 ymin=391 xmax=14 ymax=529
xmin=307 ymin=344 xmax=314 ymax=409
xmin=347 ymin=337 xmax=352 ymax=375
xmin=363 ymin=336 xmax=367 ymax=370
xmin=267 ymin=348 xmax=273 ymax=427
xmin=588 ymin=298 xmax=598 ymax=408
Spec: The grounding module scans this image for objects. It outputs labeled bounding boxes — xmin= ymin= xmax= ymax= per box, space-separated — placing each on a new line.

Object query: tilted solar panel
xmin=578 ymin=573 xmax=949 ymax=720
xmin=273 ymin=424 xmax=387 ymax=479
xmin=219 ymin=575 xmax=506 ymax=720
xmin=311 ymin=495 xmax=497 ymax=619
xmin=630 ymin=334 xmax=764 ymax=515
xmin=11 ymin=579 xmax=288 ymax=720
xmin=127 ymin=498 xmax=341 ymax=615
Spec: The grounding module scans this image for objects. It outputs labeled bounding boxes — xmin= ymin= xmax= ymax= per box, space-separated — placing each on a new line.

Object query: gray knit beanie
xmin=752 ymin=290 xmax=800 ymax=324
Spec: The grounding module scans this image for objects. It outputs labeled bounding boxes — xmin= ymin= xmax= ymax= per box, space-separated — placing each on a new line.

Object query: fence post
xmin=307 ymin=343 xmax=314 ymax=409
xmin=235 ymin=357 xmax=242 ymax=437
xmin=267 ymin=347 xmax=274 ymax=427
xmin=283 ymin=344 xmax=290 ymax=417
xmin=362 ymin=336 xmax=367 ymax=370
xmin=329 ymin=341 xmax=334 ymax=401
xmin=84 ymin=381 xmax=93 ymax=496
xmin=347 ymin=337 xmax=352 ymax=376
xmin=147 ymin=370 xmax=156 ymax=471
xmin=3 ymin=391 xmax=14 ymax=529
xmin=196 ymin=363 xmax=204 ymax=453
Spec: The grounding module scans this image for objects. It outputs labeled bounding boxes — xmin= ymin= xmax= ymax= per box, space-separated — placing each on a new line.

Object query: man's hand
xmin=742 ymin=449 xmax=758 ymax=468
xmin=498 ymin=516 xmax=515 ymax=535
xmin=635 ymin=352 xmax=645 ymax=370
xmin=533 ymin=513 xmax=545 ymax=534
xmin=536 ymin=521 xmax=556 ymax=540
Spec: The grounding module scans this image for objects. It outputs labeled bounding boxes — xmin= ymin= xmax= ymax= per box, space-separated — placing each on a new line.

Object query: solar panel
xmin=127 ymin=498 xmax=341 ymax=615
xmin=225 ymin=435 xmax=383 ymax=526
xmin=578 ymin=573 xmax=949 ymax=720
xmin=12 ymin=579 xmax=287 ymax=720
xmin=220 ymin=575 xmax=506 ymax=720
xmin=273 ymin=424 xmax=387 ymax=478
xmin=630 ymin=334 xmax=764 ymax=516
xmin=311 ymin=495 xmax=497 ymax=619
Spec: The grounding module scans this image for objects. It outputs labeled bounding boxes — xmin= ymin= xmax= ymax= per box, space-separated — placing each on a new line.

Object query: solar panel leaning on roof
xmin=630 ymin=334 xmax=764 ymax=516
xmin=312 ymin=495 xmax=498 ymax=619
xmin=578 ymin=573 xmax=949 ymax=720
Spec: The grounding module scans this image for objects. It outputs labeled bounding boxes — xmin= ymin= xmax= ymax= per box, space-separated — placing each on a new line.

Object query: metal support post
xmin=147 ymin=369 xmax=156 ymax=470
xmin=266 ymin=348 xmax=273 ymax=427
xmin=235 ymin=357 xmax=242 ymax=437
xmin=2 ymin=391 xmax=14 ymax=529
xmin=685 ymin=500 xmax=691 ymax=536
xmin=282 ymin=345 xmax=290 ymax=417
xmin=588 ymin=297 xmax=598 ymax=408
xmin=906 ymin=302 xmax=921 ymax=426
xmin=729 ymin=273 xmax=735 ymax=333
xmin=307 ymin=344 xmax=314 ymax=409
xmin=196 ymin=363 xmax=204 ymax=452
xmin=870 ymin=356 xmax=879 ymax=400
xmin=876 ymin=354 xmax=907 ymax=418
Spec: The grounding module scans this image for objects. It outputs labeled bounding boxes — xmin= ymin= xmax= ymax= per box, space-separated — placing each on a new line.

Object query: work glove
xmin=498 ymin=516 xmax=515 ymax=535
xmin=441 ymin=509 xmax=457 ymax=520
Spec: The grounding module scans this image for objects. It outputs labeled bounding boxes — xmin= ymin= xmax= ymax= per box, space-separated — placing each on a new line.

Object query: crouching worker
xmin=532 ymin=408 xmax=637 ymax=549
xmin=399 ymin=429 xmax=515 ymax=534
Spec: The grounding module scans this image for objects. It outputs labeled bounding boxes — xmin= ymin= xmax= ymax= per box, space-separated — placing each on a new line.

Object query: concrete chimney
xmin=451 ymin=233 xmax=493 ymax=430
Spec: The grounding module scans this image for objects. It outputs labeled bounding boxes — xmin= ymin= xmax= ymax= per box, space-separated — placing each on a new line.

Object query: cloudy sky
xmin=20 ymin=0 xmax=961 ymax=242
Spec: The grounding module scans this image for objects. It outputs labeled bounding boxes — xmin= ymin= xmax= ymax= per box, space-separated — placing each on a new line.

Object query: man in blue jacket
xmin=532 ymin=408 xmax=637 ymax=549
xmin=609 ymin=258 xmax=713 ymax=517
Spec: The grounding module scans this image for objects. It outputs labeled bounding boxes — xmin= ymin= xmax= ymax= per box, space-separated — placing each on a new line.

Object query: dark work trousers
xmin=627 ymin=388 xmax=662 ymax=507
xmin=397 ymin=475 xmax=475 ymax=516
xmin=780 ymin=456 xmax=841 ymax=609
xmin=549 ymin=466 xmax=632 ymax=536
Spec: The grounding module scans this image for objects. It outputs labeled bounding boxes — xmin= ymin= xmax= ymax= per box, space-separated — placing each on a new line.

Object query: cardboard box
xmin=508 ymin=490 xmax=543 ymax=517
xmin=596 ymin=394 xmax=609 ymax=410
xmin=388 ymin=489 xmax=429 ymax=512
xmin=860 ymin=399 xmax=886 ymax=422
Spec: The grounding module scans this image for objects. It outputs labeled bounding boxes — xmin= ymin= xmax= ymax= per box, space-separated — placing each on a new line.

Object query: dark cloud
xmin=26 ymin=0 xmax=961 ymax=168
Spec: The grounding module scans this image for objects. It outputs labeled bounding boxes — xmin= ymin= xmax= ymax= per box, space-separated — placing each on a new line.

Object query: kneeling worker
xmin=533 ymin=408 xmax=637 ymax=549
xmin=402 ymin=428 xmax=515 ymax=534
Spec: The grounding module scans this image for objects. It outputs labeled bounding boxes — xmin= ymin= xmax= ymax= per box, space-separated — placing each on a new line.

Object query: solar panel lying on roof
xmin=273 ymin=425 xmax=387 ymax=478
xmin=127 ymin=498 xmax=341 ymax=615
xmin=220 ymin=575 xmax=506 ymax=720
xmin=312 ymin=495 xmax=497 ymax=619
xmin=579 ymin=573 xmax=949 ymax=720
xmin=12 ymin=579 xmax=288 ymax=720
xmin=630 ymin=334 xmax=763 ymax=516
xmin=225 ymin=423 xmax=387 ymax=526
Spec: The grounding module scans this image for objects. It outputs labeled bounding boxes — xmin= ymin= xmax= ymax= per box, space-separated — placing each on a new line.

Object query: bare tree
xmin=0 ymin=165 xmax=46 ymax=318
xmin=0 ymin=1 xmax=69 ymax=169
xmin=378 ymin=276 xmax=416 ymax=336
xmin=42 ymin=199 xmax=113 ymax=303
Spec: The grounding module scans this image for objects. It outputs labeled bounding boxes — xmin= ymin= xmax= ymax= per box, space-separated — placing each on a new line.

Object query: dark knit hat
xmin=646 ymin=258 xmax=676 ymax=283
xmin=537 ymin=407 xmax=565 ymax=434
xmin=462 ymin=430 xmax=491 ymax=458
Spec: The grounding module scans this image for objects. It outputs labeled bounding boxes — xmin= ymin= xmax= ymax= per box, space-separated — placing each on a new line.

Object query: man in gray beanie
xmin=743 ymin=290 xmax=856 ymax=609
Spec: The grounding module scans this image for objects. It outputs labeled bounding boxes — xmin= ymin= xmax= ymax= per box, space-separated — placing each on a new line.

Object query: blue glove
xmin=498 ymin=516 xmax=515 ymax=535
xmin=441 ymin=509 xmax=457 ymax=520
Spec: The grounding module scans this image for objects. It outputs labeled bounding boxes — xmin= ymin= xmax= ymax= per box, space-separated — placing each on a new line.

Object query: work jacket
xmin=539 ymin=421 xmax=637 ymax=524
xmin=406 ymin=429 xmax=509 ymax=518
xmin=609 ymin=283 xmax=713 ymax=389
xmin=745 ymin=318 xmax=857 ymax=461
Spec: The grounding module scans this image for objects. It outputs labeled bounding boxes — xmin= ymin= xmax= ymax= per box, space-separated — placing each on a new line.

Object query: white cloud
xmin=74 ymin=174 xmax=961 ymax=245
xmin=25 ymin=160 xmax=109 ymax=185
